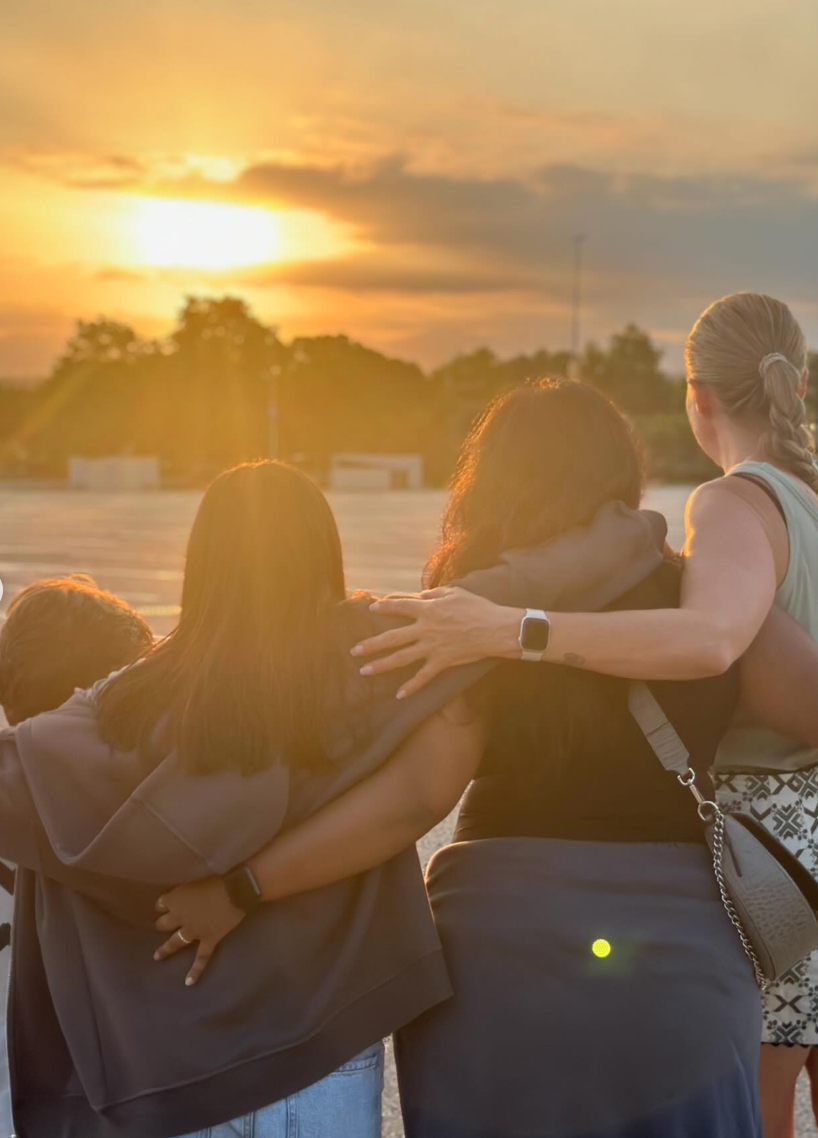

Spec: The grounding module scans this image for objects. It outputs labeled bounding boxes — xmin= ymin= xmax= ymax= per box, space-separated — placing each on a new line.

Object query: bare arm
xmin=154 ymin=697 xmax=484 ymax=983
xmin=740 ymin=607 xmax=818 ymax=746
xmin=349 ymin=479 xmax=782 ymax=695
xmin=539 ymin=480 xmax=780 ymax=679
xmin=249 ymin=696 xmax=481 ymax=898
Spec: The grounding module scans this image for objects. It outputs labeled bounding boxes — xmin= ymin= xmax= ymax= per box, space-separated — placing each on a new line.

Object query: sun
xmin=134 ymin=197 xmax=282 ymax=269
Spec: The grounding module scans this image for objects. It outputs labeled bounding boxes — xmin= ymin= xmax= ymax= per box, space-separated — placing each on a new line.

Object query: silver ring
xmin=176 ymin=929 xmax=192 ymax=946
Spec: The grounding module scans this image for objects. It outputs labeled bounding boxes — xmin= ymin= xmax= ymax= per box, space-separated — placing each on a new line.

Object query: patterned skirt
xmin=714 ymin=764 xmax=818 ymax=1046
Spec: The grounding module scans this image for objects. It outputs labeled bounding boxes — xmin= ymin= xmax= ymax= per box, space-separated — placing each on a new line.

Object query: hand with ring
xmin=154 ymin=876 xmax=246 ymax=986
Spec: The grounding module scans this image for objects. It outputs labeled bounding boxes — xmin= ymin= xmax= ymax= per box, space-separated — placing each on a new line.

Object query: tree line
xmin=0 ymin=296 xmax=815 ymax=485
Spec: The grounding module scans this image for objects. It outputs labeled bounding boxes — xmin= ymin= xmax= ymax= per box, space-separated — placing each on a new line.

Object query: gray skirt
xmin=396 ymin=838 xmax=762 ymax=1138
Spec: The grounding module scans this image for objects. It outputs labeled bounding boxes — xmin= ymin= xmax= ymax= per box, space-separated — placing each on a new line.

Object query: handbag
xmin=629 ymin=681 xmax=818 ymax=988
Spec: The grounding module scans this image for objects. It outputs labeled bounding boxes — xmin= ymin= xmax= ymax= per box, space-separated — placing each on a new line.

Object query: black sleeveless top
xmin=455 ymin=560 xmax=738 ymax=845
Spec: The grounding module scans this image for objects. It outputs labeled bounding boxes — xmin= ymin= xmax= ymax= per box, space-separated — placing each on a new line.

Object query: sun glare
xmin=134 ymin=198 xmax=282 ymax=269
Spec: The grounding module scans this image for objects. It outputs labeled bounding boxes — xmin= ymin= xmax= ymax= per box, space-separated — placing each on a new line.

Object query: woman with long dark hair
xmin=350 ymin=292 xmax=818 ymax=1138
xmin=154 ymin=379 xmax=813 ymax=1136
xmin=392 ymin=380 xmax=759 ymax=1136
xmin=0 ymin=460 xmax=488 ymax=1138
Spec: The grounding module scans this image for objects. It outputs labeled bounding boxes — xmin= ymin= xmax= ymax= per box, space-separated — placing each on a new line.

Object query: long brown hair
xmin=426 ymin=379 xmax=647 ymax=784
xmin=97 ymin=461 xmax=347 ymax=774
xmin=426 ymin=378 xmax=644 ymax=586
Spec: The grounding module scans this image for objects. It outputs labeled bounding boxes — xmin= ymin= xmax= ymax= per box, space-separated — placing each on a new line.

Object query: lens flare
xmin=591 ymin=938 xmax=612 ymax=958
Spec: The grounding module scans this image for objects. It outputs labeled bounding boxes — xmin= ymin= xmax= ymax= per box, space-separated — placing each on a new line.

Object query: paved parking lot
xmin=0 ymin=484 xmax=814 ymax=1136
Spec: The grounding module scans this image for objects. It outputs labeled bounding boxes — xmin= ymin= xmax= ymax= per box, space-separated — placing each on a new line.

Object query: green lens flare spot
xmin=591 ymin=938 xmax=612 ymax=959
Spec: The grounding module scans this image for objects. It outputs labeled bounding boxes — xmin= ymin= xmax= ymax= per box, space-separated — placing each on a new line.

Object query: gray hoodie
xmin=1 ymin=502 xmax=664 ymax=1138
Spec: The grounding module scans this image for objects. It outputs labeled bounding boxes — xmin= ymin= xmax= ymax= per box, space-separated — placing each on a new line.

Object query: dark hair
xmin=97 ymin=461 xmax=347 ymax=775
xmin=0 ymin=575 xmax=153 ymax=726
xmin=426 ymin=379 xmax=647 ymax=783
xmin=426 ymin=378 xmax=644 ymax=586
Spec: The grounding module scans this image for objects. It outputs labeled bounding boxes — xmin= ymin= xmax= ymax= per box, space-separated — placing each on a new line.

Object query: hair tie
xmin=758 ymin=352 xmax=791 ymax=378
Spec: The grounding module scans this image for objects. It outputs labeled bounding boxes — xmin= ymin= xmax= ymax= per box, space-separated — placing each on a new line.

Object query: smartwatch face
xmin=521 ymin=616 xmax=550 ymax=652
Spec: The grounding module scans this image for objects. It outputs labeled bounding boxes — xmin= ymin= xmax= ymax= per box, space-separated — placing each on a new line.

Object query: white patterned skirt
xmin=713 ymin=764 xmax=818 ymax=1046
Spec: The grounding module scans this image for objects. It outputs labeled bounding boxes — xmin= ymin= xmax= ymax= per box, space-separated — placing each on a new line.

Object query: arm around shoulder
xmin=152 ymin=697 xmax=486 ymax=984
xmin=246 ymin=694 xmax=485 ymax=902
xmin=537 ymin=479 xmax=780 ymax=681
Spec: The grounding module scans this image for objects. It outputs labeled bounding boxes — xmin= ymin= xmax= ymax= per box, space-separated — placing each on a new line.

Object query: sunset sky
xmin=3 ymin=0 xmax=818 ymax=377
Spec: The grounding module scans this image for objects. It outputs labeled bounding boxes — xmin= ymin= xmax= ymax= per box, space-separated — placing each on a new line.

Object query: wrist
xmin=243 ymin=854 xmax=285 ymax=904
xmin=493 ymin=607 xmax=527 ymax=659
xmin=223 ymin=863 xmax=264 ymax=913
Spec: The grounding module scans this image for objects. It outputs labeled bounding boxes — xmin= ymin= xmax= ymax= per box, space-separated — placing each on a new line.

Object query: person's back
xmin=391 ymin=380 xmax=762 ymax=1138
xmin=456 ymin=559 xmax=737 ymax=847
xmin=0 ymin=465 xmax=449 ymax=1138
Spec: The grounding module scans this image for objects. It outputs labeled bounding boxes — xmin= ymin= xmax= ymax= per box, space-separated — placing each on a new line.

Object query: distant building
xmin=68 ymin=456 xmax=161 ymax=491
xmin=328 ymin=453 xmax=423 ymax=491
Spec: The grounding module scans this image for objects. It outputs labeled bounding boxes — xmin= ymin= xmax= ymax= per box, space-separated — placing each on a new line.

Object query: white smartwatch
xmin=518 ymin=608 xmax=551 ymax=662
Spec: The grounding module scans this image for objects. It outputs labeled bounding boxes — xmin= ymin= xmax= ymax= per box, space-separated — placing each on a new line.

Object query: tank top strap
xmin=730 ymin=460 xmax=818 ymax=529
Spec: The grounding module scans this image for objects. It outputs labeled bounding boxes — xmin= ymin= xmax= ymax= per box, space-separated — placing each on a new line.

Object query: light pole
xmin=570 ymin=233 xmax=587 ymax=376
xmin=267 ymin=366 xmax=281 ymax=460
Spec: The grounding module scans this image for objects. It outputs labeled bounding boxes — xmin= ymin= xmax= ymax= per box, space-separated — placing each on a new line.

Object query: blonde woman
xmin=354 ymin=292 xmax=818 ymax=1138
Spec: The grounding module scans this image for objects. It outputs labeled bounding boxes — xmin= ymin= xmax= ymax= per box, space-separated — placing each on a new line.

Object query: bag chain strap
xmin=677 ymin=768 xmax=769 ymax=991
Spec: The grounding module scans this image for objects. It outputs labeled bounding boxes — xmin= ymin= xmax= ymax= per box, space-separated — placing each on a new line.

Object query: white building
xmin=329 ymin=453 xmax=423 ymax=491
xmin=68 ymin=456 xmax=161 ymax=491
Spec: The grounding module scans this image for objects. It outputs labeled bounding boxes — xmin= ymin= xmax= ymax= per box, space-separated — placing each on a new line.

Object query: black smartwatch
xmin=223 ymin=864 xmax=263 ymax=914
xmin=518 ymin=608 xmax=551 ymax=662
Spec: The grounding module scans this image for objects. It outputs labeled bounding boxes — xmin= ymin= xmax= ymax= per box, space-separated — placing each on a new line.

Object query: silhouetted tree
xmin=52 ymin=319 xmax=148 ymax=375
xmin=580 ymin=324 xmax=683 ymax=414
xmin=427 ymin=347 xmax=573 ymax=481
xmin=13 ymin=318 xmax=161 ymax=474
xmin=1 ymin=301 xmax=726 ymax=485
xmin=277 ymin=335 xmax=430 ymax=478
xmin=166 ymin=296 xmax=284 ymax=476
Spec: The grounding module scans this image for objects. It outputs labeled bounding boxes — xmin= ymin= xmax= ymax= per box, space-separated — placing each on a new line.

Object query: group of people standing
xmin=0 ymin=289 xmax=817 ymax=1138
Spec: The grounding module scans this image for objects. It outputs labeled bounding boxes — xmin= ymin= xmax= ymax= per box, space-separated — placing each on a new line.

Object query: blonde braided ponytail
xmin=685 ymin=292 xmax=818 ymax=492
xmin=759 ymin=353 xmax=818 ymax=491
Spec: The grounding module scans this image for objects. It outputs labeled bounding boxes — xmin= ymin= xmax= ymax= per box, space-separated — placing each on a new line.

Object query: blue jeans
xmin=185 ymin=1042 xmax=384 ymax=1138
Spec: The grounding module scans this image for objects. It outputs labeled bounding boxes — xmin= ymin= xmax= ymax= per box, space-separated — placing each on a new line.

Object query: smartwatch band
xmin=224 ymin=864 xmax=263 ymax=914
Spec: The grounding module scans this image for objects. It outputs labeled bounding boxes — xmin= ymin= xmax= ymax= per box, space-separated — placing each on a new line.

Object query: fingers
xmin=360 ymin=646 xmax=425 ymax=680
xmin=155 ymin=895 xmax=169 ymax=913
xmin=370 ymin=597 xmax=427 ymax=619
xmin=153 ymin=932 xmax=187 ymax=962
xmin=153 ymin=927 xmax=215 ymax=986
xmin=396 ymin=663 xmax=443 ymax=701
xmin=155 ymin=912 xmax=183 ymax=934
xmin=350 ymin=624 xmax=418 ymax=659
xmin=185 ymin=942 xmax=216 ymax=987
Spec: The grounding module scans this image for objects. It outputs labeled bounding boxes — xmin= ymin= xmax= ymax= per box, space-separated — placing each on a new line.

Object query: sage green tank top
xmin=715 ymin=460 xmax=818 ymax=772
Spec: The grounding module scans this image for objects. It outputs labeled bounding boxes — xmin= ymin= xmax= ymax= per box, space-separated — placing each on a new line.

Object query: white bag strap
xmin=627 ymin=681 xmax=690 ymax=775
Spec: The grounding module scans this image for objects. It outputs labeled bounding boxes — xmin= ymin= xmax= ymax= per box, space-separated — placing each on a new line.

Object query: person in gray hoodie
xmin=0 ymin=458 xmax=671 ymax=1138
xmin=0 ymin=576 xmax=155 ymax=1138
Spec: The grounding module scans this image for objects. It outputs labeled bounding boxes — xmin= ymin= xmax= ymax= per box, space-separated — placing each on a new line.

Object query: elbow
xmin=694 ymin=626 xmax=741 ymax=678
xmin=414 ymin=793 xmax=458 ymax=830
xmin=413 ymin=782 xmax=466 ymax=829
